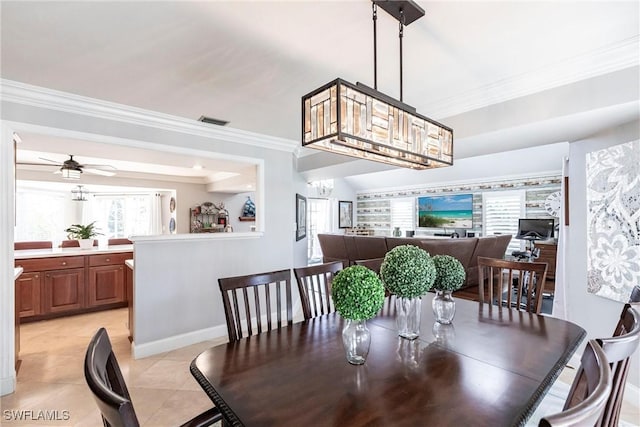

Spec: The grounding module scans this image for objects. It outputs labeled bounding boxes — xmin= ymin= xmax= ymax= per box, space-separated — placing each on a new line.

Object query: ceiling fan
xmin=17 ymin=154 xmax=117 ymax=179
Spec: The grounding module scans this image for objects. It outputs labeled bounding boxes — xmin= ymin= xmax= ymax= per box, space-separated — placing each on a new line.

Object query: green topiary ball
xmin=380 ymin=245 xmax=436 ymax=298
xmin=332 ymin=265 xmax=386 ymax=321
xmin=432 ymin=254 xmax=466 ymax=291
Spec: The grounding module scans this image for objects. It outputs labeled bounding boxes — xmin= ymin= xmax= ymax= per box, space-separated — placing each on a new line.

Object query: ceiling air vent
xmin=198 ymin=116 xmax=229 ymax=126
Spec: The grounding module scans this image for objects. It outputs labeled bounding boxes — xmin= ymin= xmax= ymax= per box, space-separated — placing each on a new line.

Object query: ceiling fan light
xmin=61 ymin=167 xmax=81 ymax=180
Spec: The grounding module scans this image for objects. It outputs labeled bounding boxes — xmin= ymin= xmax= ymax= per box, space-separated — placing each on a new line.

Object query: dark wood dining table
xmin=190 ymin=295 xmax=585 ymax=427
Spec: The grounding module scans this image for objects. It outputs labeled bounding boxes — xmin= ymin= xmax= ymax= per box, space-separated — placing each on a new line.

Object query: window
xmin=482 ymin=190 xmax=525 ymax=255
xmin=307 ymin=198 xmax=332 ymax=264
xmin=87 ymin=194 xmax=155 ymax=238
xmin=15 ymin=189 xmax=67 ymax=241
xmin=390 ymin=197 xmax=415 ymax=237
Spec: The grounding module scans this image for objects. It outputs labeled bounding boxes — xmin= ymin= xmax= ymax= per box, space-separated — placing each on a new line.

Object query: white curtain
xmin=552 ymin=157 xmax=569 ymax=319
xmin=150 ymin=193 xmax=163 ymax=235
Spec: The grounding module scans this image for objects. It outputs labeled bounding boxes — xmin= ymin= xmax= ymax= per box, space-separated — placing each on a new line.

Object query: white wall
xmin=0 ymin=88 xmax=303 ymax=394
xmin=565 ymin=119 xmax=640 ymax=388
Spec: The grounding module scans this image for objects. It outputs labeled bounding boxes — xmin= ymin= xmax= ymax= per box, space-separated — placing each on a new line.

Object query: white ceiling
xmin=1 ymin=1 xmax=639 ymax=183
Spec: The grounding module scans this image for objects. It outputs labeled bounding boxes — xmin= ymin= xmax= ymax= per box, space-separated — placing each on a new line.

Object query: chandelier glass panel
xmin=301 ymin=0 xmax=453 ymax=170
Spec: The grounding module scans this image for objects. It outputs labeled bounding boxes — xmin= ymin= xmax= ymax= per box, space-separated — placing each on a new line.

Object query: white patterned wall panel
xmin=586 ymin=140 xmax=640 ymax=302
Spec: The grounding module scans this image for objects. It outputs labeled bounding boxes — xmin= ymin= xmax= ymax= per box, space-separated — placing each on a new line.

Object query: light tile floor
xmin=1 ymin=308 xmax=225 ymax=426
xmin=2 ymin=309 xmax=639 ymax=426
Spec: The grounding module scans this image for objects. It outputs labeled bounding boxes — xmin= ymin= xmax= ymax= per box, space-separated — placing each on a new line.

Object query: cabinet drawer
xmin=89 ymin=252 xmax=132 ymax=267
xmin=17 ymin=256 xmax=85 ymax=272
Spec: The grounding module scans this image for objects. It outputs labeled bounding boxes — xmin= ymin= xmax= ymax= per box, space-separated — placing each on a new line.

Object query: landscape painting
xmin=417 ymin=194 xmax=473 ymax=228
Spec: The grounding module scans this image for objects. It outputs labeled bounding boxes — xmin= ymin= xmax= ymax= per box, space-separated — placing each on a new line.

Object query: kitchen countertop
xmin=15 ymin=245 xmax=133 ymax=259
xmin=125 ymin=259 xmax=134 ymax=269
xmin=14 ymin=266 xmax=23 ymax=280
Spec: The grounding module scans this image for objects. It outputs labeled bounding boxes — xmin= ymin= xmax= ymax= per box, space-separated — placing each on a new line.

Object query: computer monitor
xmin=516 ymin=218 xmax=554 ymax=240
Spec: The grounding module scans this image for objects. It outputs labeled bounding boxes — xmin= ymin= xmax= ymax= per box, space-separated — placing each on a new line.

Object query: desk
xmin=191 ymin=295 xmax=585 ymax=427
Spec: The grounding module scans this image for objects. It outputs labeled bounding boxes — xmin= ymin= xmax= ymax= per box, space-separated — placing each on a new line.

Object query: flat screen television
xmin=516 ymin=218 xmax=554 ymax=240
xmin=417 ymin=194 xmax=473 ymax=229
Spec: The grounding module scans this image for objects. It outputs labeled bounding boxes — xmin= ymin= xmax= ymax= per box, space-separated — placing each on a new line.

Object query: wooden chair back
xmin=218 ymin=269 xmax=294 ymax=342
xmin=477 ymin=256 xmax=548 ymax=314
xmin=593 ymin=304 xmax=640 ymax=427
xmin=61 ymin=239 xmax=98 ymax=248
xmin=294 ymin=261 xmax=343 ymax=320
xmin=14 ymin=241 xmax=52 ymax=250
xmin=354 ymin=258 xmax=384 ymax=275
xmin=108 ymin=238 xmax=132 ymax=246
xmin=539 ymin=340 xmax=612 ymax=427
xmin=84 ymin=328 xmax=221 ymax=427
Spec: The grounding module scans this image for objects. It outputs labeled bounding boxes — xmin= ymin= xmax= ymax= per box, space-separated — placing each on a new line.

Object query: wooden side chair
xmin=539 ymin=340 xmax=612 ymax=427
xmin=108 ymin=238 xmax=133 ymax=245
xmin=218 ymin=269 xmax=294 ymax=342
xmin=593 ymin=304 xmax=640 ymax=427
xmin=84 ymin=327 xmax=221 ymax=427
xmin=477 ymin=256 xmax=548 ymax=314
xmin=14 ymin=241 xmax=53 ymax=250
xmin=293 ymin=261 xmax=343 ymax=320
xmin=354 ymin=258 xmax=384 ymax=275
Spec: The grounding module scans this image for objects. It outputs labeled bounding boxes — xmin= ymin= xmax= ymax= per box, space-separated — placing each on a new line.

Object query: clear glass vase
xmin=396 ymin=297 xmax=422 ymax=340
xmin=342 ymin=320 xmax=371 ymax=365
xmin=432 ymin=290 xmax=456 ymax=324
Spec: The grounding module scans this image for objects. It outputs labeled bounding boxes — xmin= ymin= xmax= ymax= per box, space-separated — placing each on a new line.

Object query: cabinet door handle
xmin=34 ymin=275 xmax=39 ymax=278
xmin=105 ymin=258 xmax=111 ymax=262
xmin=61 ymin=261 xmax=67 ymax=266
xmin=46 ymin=274 xmax=50 ymax=278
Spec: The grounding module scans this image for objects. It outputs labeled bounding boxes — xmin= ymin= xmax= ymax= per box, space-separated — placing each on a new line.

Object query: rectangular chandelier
xmin=302 ymin=79 xmax=453 ymax=170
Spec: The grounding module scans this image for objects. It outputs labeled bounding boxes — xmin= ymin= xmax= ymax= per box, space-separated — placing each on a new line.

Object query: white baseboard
xmin=0 ymin=374 xmax=16 ymax=396
xmin=132 ymin=324 xmax=228 ymax=359
xmin=624 ymin=382 xmax=639 ymax=408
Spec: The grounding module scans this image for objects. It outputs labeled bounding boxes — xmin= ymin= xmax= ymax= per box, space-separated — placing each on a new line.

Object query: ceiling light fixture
xmin=71 ymin=185 xmax=89 ymax=201
xmin=61 ymin=167 xmax=81 ymax=180
xmin=301 ymin=0 xmax=453 ymax=170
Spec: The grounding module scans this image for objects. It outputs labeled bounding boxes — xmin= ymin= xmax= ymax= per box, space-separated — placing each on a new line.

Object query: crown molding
xmin=0 ymin=79 xmax=299 ymax=153
xmin=426 ymin=36 xmax=640 ymax=120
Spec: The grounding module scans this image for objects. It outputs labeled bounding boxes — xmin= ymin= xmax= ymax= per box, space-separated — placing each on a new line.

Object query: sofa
xmin=317 ymin=233 xmax=512 ymax=301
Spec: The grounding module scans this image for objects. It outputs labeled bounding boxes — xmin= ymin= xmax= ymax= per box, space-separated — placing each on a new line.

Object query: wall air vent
xmin=198 ymin=116 xmax=229 ymax=126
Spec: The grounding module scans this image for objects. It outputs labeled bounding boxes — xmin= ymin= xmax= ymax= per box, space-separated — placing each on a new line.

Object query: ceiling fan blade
xmin=16 ymin=161 xmax=58 ymax=167
xmin=38 ymin=157 xmax=63 ymax=165
xmin=84 ymin=168 xmax=115 ymax=177
xmin=81 ymin=164 xmax=117 ymax=170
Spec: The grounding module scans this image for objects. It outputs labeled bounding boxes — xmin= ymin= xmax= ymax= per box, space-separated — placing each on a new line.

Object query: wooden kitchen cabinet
xmin=16 ymin=272 xmax=42 ymax=317
xmin=43 ymin=268 xmax=86 ymax=314
xmin=15 ymin=250 xmax=131 ymax=321
xmin=88 ymin=265 xmax=125 ymax=307
xmin=536 ymin=241 xmax=557 ymax=280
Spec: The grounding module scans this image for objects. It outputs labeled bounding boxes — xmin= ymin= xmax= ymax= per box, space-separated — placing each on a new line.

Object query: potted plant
xmin=331 ymin=265 xmax=385 ymax=365
xmin=431 ymin=255 xmax=466 ymax=324
xmin=64 ymin=222 xmax=102 ymax=249
xmin=380 ymin=245 xmax=436 ymax=339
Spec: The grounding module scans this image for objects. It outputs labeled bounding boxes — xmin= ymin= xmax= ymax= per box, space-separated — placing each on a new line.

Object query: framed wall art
xmin=296 ymin=193 xmax=307 ymax=241
xmin=338 ymin=200 xmax=353 ymax=229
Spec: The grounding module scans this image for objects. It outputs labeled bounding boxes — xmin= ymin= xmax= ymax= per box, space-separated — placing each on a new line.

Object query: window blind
xmin=482 ymin=191 xmax=525 ymax=255
xmin=390 ymin=198 xmax=415 ymax=236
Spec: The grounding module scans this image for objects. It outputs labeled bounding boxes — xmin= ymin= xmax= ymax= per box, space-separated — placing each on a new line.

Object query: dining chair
xmin=84 ymin=327 xmax=221 ymax=427
xmin=14 ymin=241 xmax=53 ymax=250
xmin=592 ymin=304 xmax=640 ymax=427
xmin=477 ymin=256 xmax=548 ymax=314
xmin=218 ymin=269 xmax=294 ymax=342
xmin=354 ymin=257 xmax=384 ymax=275
xmin=61 ymin=239 xmax=98 ymax=247
xmin=108 ymin=238 xmax=133 ymax=245
xmin=293 ymin=261 xmax=343 ymax=320
xmin=539 ymin=340 xmax=612 ymax=427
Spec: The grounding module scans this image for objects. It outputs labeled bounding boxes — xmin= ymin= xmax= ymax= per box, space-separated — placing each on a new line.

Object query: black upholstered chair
xmin=84 ymin=327 xmax=221 ymax=427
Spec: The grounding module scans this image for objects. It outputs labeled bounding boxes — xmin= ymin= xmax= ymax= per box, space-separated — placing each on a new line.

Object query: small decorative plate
xmin=169 ymin=197 xmax=176 ymax=213
xmin=169 ymin=217 xmax=176 ymax=233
